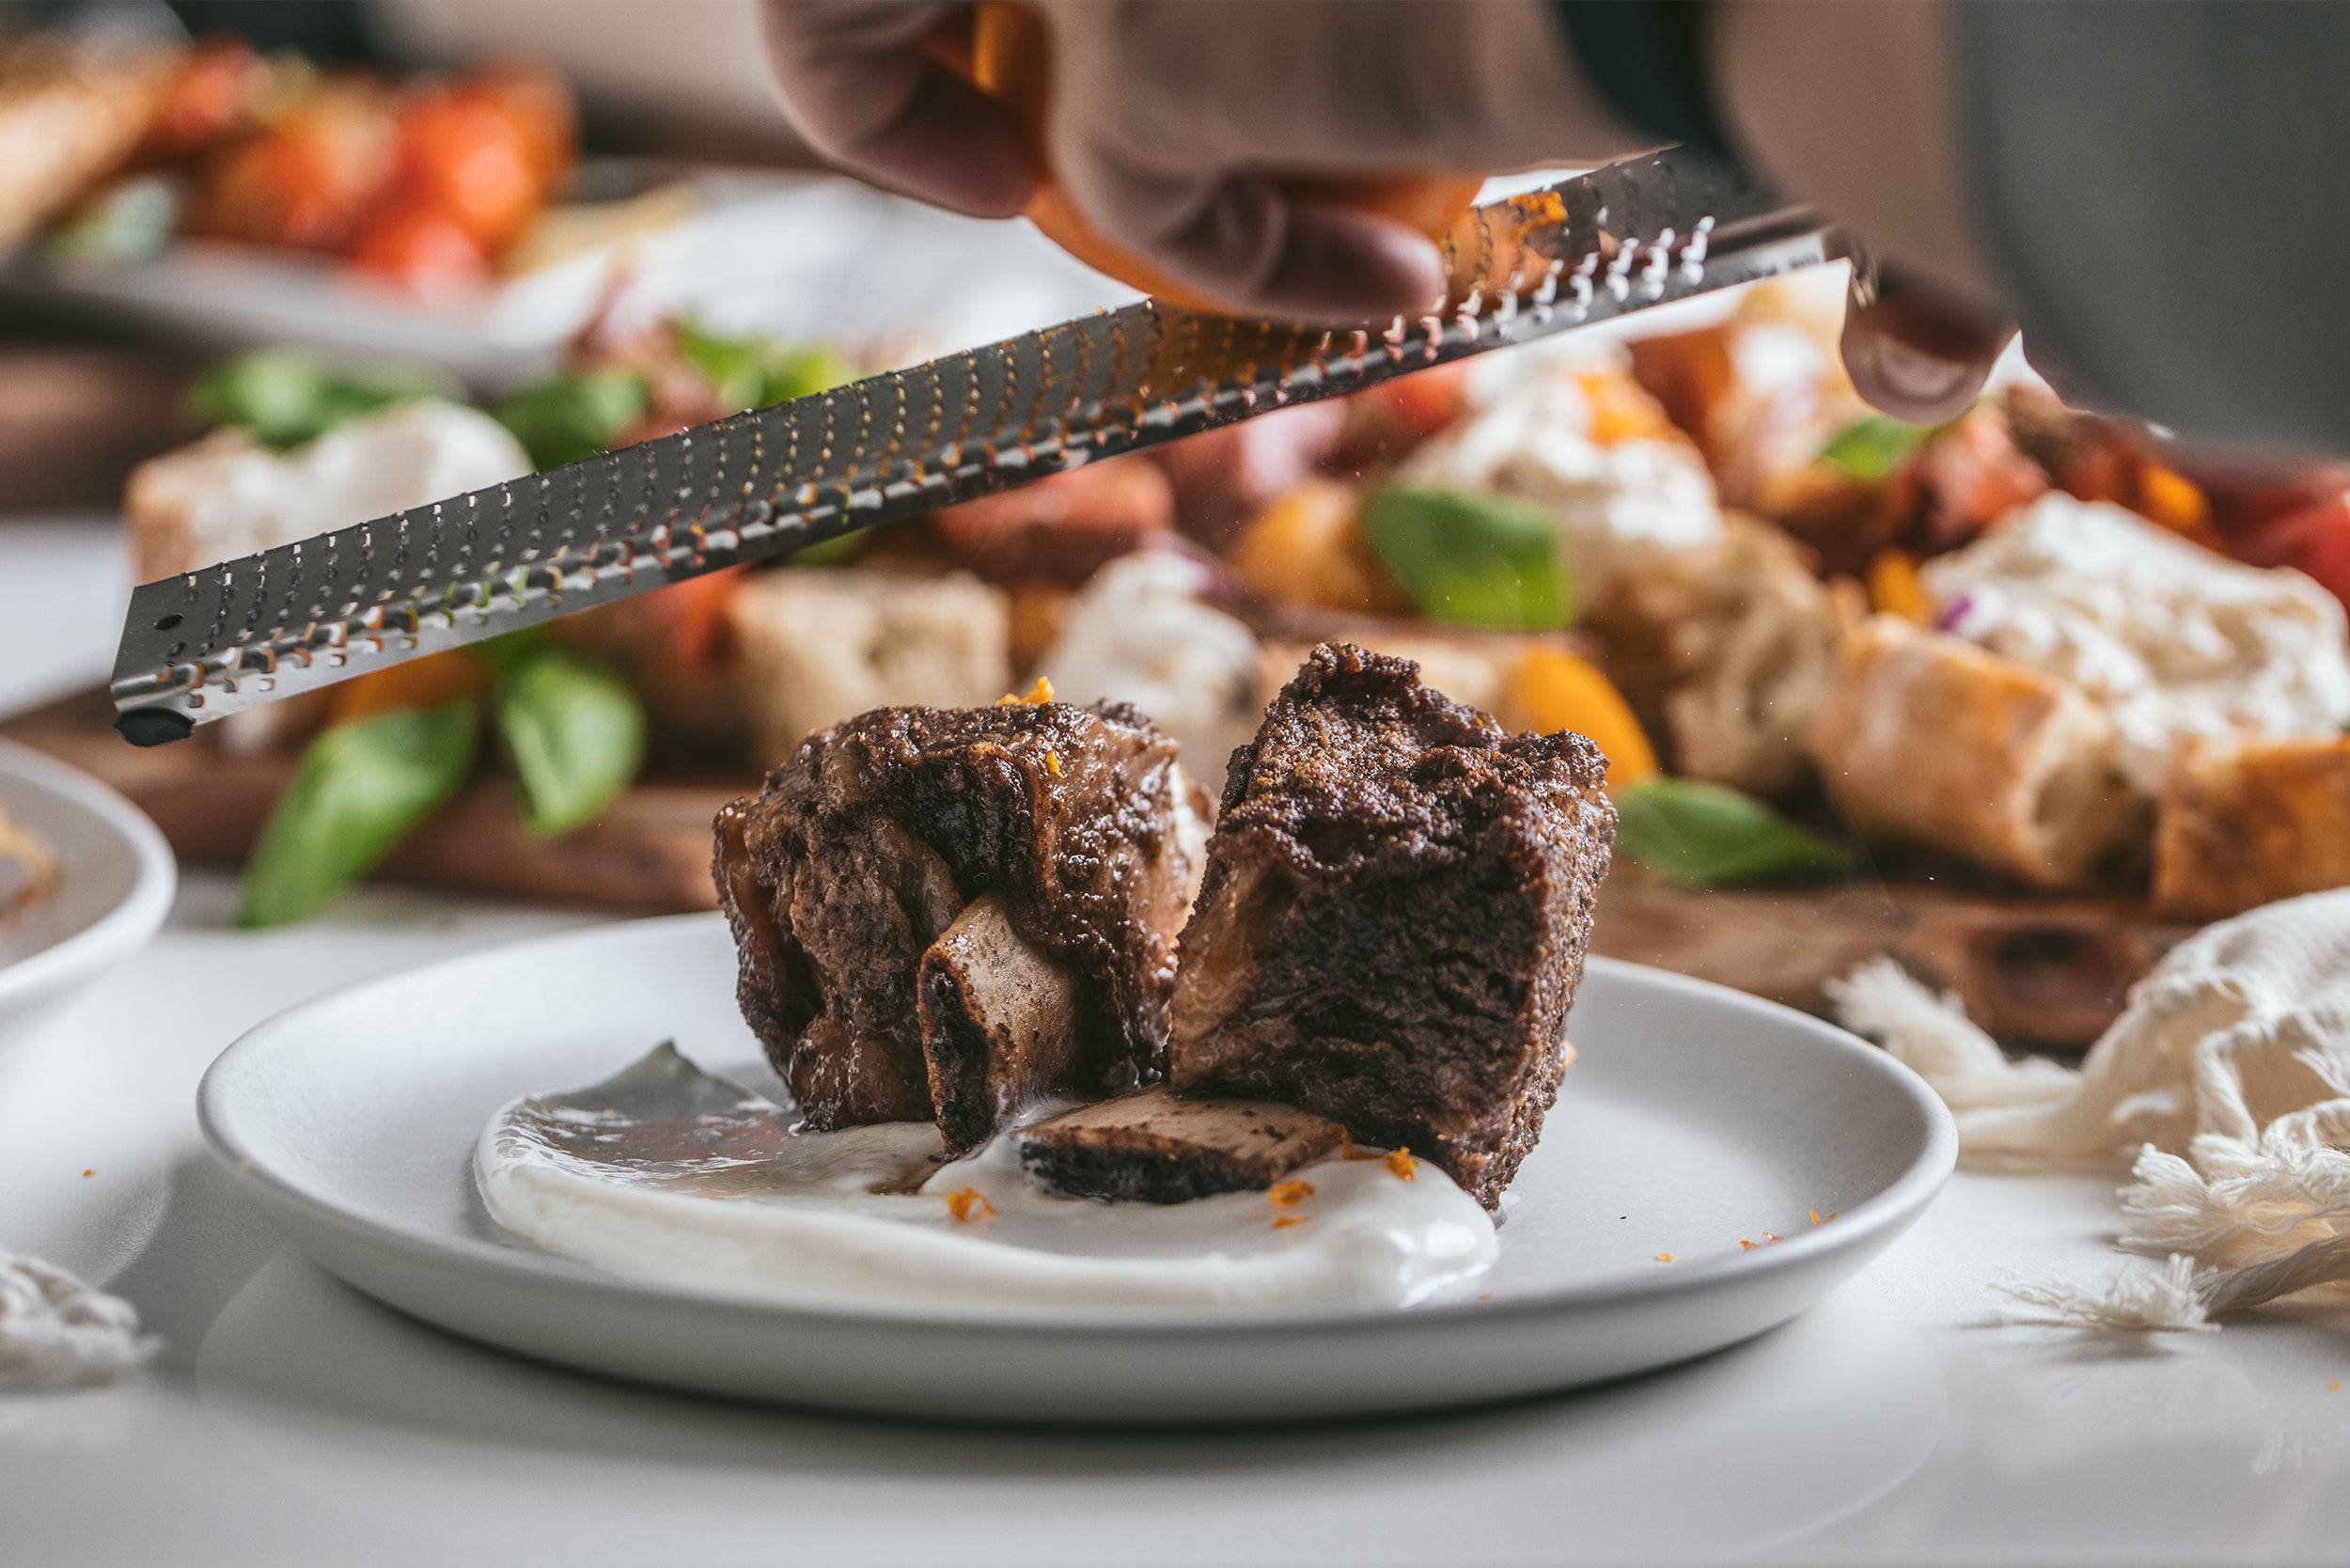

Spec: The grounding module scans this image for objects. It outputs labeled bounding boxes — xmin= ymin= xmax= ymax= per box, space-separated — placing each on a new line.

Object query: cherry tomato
xmin=197 ymin=84 xmax=398 ymax=252
xmin=390 ymin=89 xmax=540 ymax=251
xmin=348 ymin=199 xmax=493 ymax=296
xmin=147 ymin=39 xmax=263 ymax=158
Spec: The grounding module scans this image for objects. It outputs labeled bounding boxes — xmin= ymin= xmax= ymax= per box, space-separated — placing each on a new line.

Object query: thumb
xmin=1083 ymin=163 xmax=1447 ymax=323
xmin=764 ymin=1 xmax=1037 ymax=219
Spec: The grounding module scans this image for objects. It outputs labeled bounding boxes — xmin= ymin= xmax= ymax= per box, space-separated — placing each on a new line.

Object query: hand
xmin=766 ymin=0 xmax=1654 ymax=322
xmin=1841 ymin=263 xmax=2017 ymax=426
xmin=761 ymin=2 xmax=1036 ymax=219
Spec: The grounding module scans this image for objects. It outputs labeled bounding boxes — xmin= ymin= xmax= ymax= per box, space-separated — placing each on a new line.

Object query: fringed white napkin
xmin=1827 ymin=887 xmax=2350 ymax=1330
xmin=0 ymin=1250 xmax=156 ymax=1389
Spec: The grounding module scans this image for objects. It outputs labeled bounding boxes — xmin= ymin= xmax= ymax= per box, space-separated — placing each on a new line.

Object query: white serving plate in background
xmin=0 ymin=736 xmax=175 ymax=1040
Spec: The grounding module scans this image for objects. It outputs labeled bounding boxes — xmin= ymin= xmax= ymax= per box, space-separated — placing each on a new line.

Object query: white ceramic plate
xmin=0 ymin=737 xmax=176 ymax=1039
xmin=197 ymin=913 xmax=1953 ymax=1423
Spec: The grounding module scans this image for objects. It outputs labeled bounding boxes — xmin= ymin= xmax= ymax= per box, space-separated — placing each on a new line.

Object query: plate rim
xmin=0 ymin=735 xmax=177 ymax=1013
xmin=196 ymin=911 xmax=1956 ymax=1338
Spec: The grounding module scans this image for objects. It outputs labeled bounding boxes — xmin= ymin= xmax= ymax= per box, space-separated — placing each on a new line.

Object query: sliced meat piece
xmin=1169 ymin=642 xmax=1615 ymax=1208
xmin=1015 ymin=1086 xmax=1344 ymax=1204
xmin=919 ymin=895 xmax=1085 ymax=1154
xmin=714 ymin=696 xmax=1211 ymax=1137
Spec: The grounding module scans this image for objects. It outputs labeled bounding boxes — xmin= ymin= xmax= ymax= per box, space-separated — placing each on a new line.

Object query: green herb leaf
xmin=193 ymin=350 xmax=455 ymax=450
xmin=1362 ymin=484 xmax=1573 ymax=632
xmin=675 ymin=320 xmax=850 ymax=413
xmin=1612 ymin=777 xmax=1849 ymax=887
xmin=1816 ymin=414 xmax=1935 ymax=481
xmin=494 ymin=645 xmax=646 ymax=837
xmin=236 ymin=700 xmax=478 ymax=928
xmin=493 ymin=368 xmax=649 ymax=469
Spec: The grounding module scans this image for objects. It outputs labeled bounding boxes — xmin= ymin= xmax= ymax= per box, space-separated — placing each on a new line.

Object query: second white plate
xmin=197 ymin=913 xmax=1952 ymax=1423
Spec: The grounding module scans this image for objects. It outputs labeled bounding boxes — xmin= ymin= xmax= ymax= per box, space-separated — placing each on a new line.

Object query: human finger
xmin=1840 ymin=265 xmax=2014 ymax=426
xmin=764 ymin=1 xmax=1036 ymax=218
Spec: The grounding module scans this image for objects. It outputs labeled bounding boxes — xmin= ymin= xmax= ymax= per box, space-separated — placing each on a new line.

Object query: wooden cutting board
xmin=7 ymin=688 xmax=2191 ymax=1048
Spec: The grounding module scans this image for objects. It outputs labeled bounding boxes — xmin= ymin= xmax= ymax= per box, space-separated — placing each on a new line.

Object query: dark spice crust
xmin=715 ymin=698 xmax=1195 ymax=1131
xmin=1169 ymin=642 xmax=1615 ymax=1207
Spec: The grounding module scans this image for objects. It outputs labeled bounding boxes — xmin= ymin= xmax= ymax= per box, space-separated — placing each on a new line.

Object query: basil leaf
xmin=236 ymin=700 xmax=478 ymax=928
xmin=675 ymin=321 xmax=849 ymax=412
xmin=494 ymin=645 xmax=646 ymax=837
xmin=1817 ymin=415 xmax=1934 ymax=481
xmin=1363 ymin=484 xmax=1573 ymax=632
xmin=1613 ymin=777 xmax=1849 ymax=887
xmin=494 ymin=368 xmax=649 ymax=468
xmin=194 ymin=350 xmax=455 ymax=450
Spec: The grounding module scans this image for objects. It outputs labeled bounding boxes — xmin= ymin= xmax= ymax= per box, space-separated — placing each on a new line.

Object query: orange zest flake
xmin=2331 ymin=1381 xmax=2344 ymax=1394
xmin=1043 ymin=749 xmax=1063 ymax=777
xmin=1271 ymin=1215 xmax=1311 ymax=1231
xmin=1267 ymin=1180 xmax=1314 ymax=1207
xmin=1384 ymin=1148 xmax=1418 ymax=1182
xmin=944 ymin=1187 xmax=996 ymax=1223
xmin=1336 ymin=1129 xmax=1382 ymax=1162
xmin=1655 ymin=1252 xmax=1675 ymax=1263
xmin=1738 ymin=1239 xmax=1757 ymax=1252
xmin=81 ymin=1168 xmax=93 ymax=1179
xmin=1810 ymin=1209 xmax=1824 ymax=1227
xmin=996 ymin=675 xmax=1055 ymax=706
xmin=1762 ymin=1231 xmax=1782 ymax=1244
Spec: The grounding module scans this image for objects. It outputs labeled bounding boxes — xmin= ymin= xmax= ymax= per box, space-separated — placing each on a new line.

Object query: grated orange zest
xmin=944 ymin=1187 xmax=996 ymax=1223
xmin=1271 ymin=1215 xmax=1311 ymax=1231
xmin=1044 ymin=749 xmax=1063 ymax=777
xmin=990 ymin=675 xmax=1055 ymax=705
xmin=1385 ymin=1148 xmax=1418 ymax=1181
xmin=1267 ymin=1181 xmax=1314 ymax=1207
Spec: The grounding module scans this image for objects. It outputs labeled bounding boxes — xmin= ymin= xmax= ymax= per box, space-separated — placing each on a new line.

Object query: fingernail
xmin=1872 ymin=337 xmax=1971 ymax=406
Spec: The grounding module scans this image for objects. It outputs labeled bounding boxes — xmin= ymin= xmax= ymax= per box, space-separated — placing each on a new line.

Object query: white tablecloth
xmin=5 ymin=519 xmax=2350 ymax=1567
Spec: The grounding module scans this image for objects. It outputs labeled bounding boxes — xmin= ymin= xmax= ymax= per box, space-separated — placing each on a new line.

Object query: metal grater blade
xmin=109 ymin=149 xmax=1832 ymax=744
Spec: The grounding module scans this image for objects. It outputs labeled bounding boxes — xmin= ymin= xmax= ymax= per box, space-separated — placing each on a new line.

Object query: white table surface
xmin=6 ymin=519 xmax=2350 ymax=1568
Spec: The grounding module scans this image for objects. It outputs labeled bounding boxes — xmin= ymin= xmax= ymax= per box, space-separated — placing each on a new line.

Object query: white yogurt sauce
xmin=1402 ymin=360 xmax=1722 ymax=601
xmin=1924 ymin=494 xmax=2350 ymax=794
xmin=477 ymin=1045 xmax=1498 ymax=1312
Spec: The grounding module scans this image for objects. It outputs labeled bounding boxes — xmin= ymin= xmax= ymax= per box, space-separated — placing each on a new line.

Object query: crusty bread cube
xmin=2154 ymin=736 xmax=2350 ymax=920
xmin=1806 ymin=616 xmax=2142 ymax=888
xmin=727 ymin=567 xmax=1010 ymax=768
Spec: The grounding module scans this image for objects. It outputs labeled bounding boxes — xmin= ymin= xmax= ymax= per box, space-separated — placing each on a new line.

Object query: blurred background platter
xmin=5 ymin=159 xmax=1136 ymax=389
xmin=6 ymin=0 xmax=2348 ymax=1063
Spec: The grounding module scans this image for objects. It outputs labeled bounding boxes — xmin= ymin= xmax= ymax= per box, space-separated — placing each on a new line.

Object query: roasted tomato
xmin=931 ymin=457 xmax=1175 ymax=583
xmin=385 ymin=86 xmax=540 ymax=252
xmin=145 ymin=38 xmax=265 ymax=158
xmin=347 ymin=197 xmax=493 ymax=295
xmin=461 ymin=60 xmax=576 ymax=192
xmin=196 ymin=82 xmax=398 ymax=252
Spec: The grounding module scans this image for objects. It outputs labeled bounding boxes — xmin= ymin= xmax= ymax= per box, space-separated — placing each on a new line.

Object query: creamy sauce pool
xmin=477 ymin=1045 xmax=1498 ymax=1311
